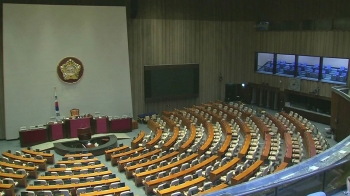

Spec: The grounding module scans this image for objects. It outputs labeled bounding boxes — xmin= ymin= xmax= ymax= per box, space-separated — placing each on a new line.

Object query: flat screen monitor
xmin=255 ymin=52 xmax=274 ymax=74
xmin=33 ymin=181 xmax=41 ymax=185
xmin=276 ymin=54 xmax=296 ymax=76
xmin=95 ymin=176 xmax=102 ymax=181
xmin=102 ymin=166 xmax=108 ymax=171
xmin=109 ymin=174 xmax=116 ymax=178
xmin=321 ymin=57 xmax=349 ymax=85
xmin=44 ymin=172 xmax=51 ymax=176
xmin=73 ymin=170 xmax=80 ymax=175
xmin=48 ymin=181 xmax=56 ymax=185
xmin=88 ymin=168 xmax=94 ymax=173
xmin=102 ymin=185 xmax=109 ymax=190
xmin=297 ymin=55 xmax=321 ymax=80
xmin=144 ymin=64 xmax=200 ymax=102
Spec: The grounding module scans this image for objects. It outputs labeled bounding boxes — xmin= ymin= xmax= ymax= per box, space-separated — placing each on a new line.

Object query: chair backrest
xmin=70 ymin=108 xmax=80 ymax=117
xmin=203 ymin=181 xmax=213 ymax=190
xmin=188 ymin=186 xmax=199 ymax=196
xmin=170 ymin=179 xmax=179 ymax=186
xmin=120 ymin=191 xmax=134 ymax=196
xmin=76 ymin=187 xmax=86 ymax=196
xmin=71 ymin=178 xmax=80 ymax=184
xmin=93 ymin=186 xmax=103 ymax=192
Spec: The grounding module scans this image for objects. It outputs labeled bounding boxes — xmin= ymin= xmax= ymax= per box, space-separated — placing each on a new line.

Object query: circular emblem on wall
xmin=57 ymin=57 xmax=84 ymax=84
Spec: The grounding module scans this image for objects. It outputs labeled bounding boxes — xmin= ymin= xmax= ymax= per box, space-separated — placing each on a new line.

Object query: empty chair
xmin=86 ymin=177 xmax=95 ymax=182
xmin=94 ymin=168 xmax=102 ymax=172
xmin=21 ymin=191 xmax=35 ymax=196
xmin=80 ymin=169 xmax=88 ymax=174
xmin=76 ymin=187 xmax=86 ymax=196
xmin=56 ymin=190 xmax=70 ymax=196
xmin=203 ymin=165 xmax=212 ymax=177
xmin=71 ymin=178 xmax=80 ymax=184
xmin=2 ymin=157 xmax=9 ymax=163
xmin=4 ymin=167 xmax=15 ymax=174
xmin=94 ymin=185 xmax=103 ymax=191
xmin=200 ymin=181 xmax=213 ymax=191
xmin=120 ymin=191 xmax=134 ymax=196
xmin=37 ymin=191 xmax=53 ymax=196
xmin=171 ymin=167 xmax=179 ymax=175
xmin=220 ymin=170 xmax=233 ymax=183
xmin=153 ymin=183 xmax=168 ymax=194
xmin=34 ymin=180 xmax=47 ymax=186
xmin=170 ymin=179 xmax=179 ymax=186
xmin=35 ymin=155 xmax=44 ymax=160
xmin=171 ymin=192 xmax=183 ymax=196
xmin=73 ymin=162 xmax=82 ymax=167
xmin=186 ymin=186 xmax=199 ymax=196
xmin=184 ymin=175 xmax=193 ymax=182
xmin=102 ymin=175 xmax=109 ymax=180
xmin=15 ymin=151 xmax=22 ymax=156
xmin=54 ymin=179 xmax=64 ymax=185
xmin=157 ymin=171 xmax=167 ymax=178
xmin=3 ymin=178 xmax=18 ymax=186
xmin=64 ymin=170 xmax=72 ymax=176
xmin=16 ymin=169 xmax=29 ymax=176
xmin=180 ymin=163 xmax=190 ymax=171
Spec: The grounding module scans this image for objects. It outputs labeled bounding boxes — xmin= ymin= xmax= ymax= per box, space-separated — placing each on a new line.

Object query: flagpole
xmin=54 ymin=87 xmax=61 ymax=121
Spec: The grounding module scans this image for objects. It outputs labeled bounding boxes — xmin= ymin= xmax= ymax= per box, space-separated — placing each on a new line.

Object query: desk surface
xmin=135 ymin=153 xmax=198 ymax=179
xmin=22 ymin=149 xmax=53 ymax=158
xmin=200 ymin=183 xmax=229 ymax=194
xmin=198 ymin=123 xmax=214 ymax=154
xmin=2 ymin=152 xmax=46 ymax=164
xmin=0 ymin=172 xmax=26 ymax=179
xmin=131 ymin=131 xmax=145 ymax=149
xmin=162 ymin=127 xmax=179 ymax=151
xmin=57 ymin=157 xmax=98 ymax=164
xmin=80 ymin=186 xmax=130 ymax=196
xmin=64 ymin=153 xmax=93 ymax=158
xmin=0 ymin=161 xmax=36 ymax=171
xmin=157 ymin=176 xmax=206 ymax=196
xmin=232 ymin=160 xmax=263 ymax=185
xmin=38 ymin=170 xmax=112 ymax=180
xmin=26 ymin=178 xmax=120 ymax=191
xmin=118 ymin=149 xmax=161 ymax=165
xmin=179 ymin=125 xmax=196 ymax=153
xmin=126 ymin=151 xmax=179 ymax=172
xmin=210 ymin=157 xmax=240 ymax=182
xmin=48 ymin=164 xmax=105 ymax=172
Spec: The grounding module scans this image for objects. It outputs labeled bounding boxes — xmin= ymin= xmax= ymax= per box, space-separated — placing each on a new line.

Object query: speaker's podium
xmin=77 ymin=127 xmax=92 ymax=142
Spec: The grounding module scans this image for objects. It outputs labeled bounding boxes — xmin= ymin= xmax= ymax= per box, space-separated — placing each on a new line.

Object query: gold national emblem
xmin=60 ymin=59 xmax=81 ymax=80
xmin=57 ymin=57 xmax=84 ymax=84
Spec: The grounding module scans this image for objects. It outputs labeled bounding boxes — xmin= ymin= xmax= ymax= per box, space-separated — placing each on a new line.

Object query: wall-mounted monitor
xmin=144 ymin=64 xmax=199 ymax=102
xmin=276 ymin=54 xmax=296 ymax=76
xmin=255 ymin=52 xmax=274 ymax=74
xmin=297 ymin=55 xmax=321 ymax=80
xmin=321 ymin=57 xmax=349 ymax=84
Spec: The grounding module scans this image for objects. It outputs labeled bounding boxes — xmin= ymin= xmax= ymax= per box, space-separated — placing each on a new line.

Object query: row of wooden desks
xmin=200 ymin=183 xmax=229 ymax=194
xmin=198 ymin=122 xmax=214 ymax=155
xmin=38 ymin=170 xmax=112 ymax=181
xmin=210 ymin=157 xmax=240 ymax=182
xmin=2 ymin=152 xmax=46 ymax=171
xmin=134 ymin=153 xmax=198 ymax=186
xmin=0 ymin=161 xmax=38 ymax=178
xmin=117 ymin=149 xmax=161 ymax=172
xmin=21 ymin=149 xmax=54 ymax=164
xmin=179 ymin=124 xmax=196 ymax=153
xmin=144 ymin=155 xmax=218 ymax=194
xmin=0 ymin=184 xmax=15 ymax=196
xmin=0 ymin=172 xmax=27 ymax=187
xmin=105 ymin=145 xmax=129 ymax=161
xmin=65 ymin=153 xmax=93 ymax=158
xmin=146 ymin=128 xmax=162 ymax=149
xmin=125 ymin=151 xmax=179 ymax=179
xmin=162 ymin=127 xmax=179 ymax=151
xmin=26 ymin=178 xmax=120 ymax=191
xmin=111 ymin=147 xmax=144 ymax=166
xmin=57 ymin=157 xmax=98 ymax=165
xmin=48 ymin=164 xmax=105 ymax=172
xmin=131 ymin=131 xmax=145 ymax=149
xmin=157 ymin=176 xmax=206 ymax=196
xmin=261 ymin=134 xmax=271 ymax=160
xmin=231 ymin=160 xmax=263 ymax=185
xmin=80 ymin=186 xmax=130 ymax=196
xmin=266 ymin=113 xmax=287 ymax=138
xmin=284 ymin=133 xmax=293 ymax=163
xmin=303 ymin=132 xmax=317 ymax=158
xmin=279 ymin=112 xmax=308 ymax=133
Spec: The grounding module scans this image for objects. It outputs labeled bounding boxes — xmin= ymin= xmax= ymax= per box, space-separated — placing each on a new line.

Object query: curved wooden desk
xmin=238 ymin=134 xmax=251 ymax=158
xmin=48 ymin=164 xmax=105 ymax=172
xmin=145 ymin=155 xmax=218 ymax=194
xmin=146 ymin=128 xmax=162 ymax=149
xmin=231 ymin=160 xmax=263 ymax=185
xmin=134 ymin=153 xmax=198 ymax=186
xmin=80 ymin=186 xmax=130 ymax=196
xmin=117 ymin=149 xmax=161 ymax=172
xmin=26 ymin=178 xmax=120 ymax=191
xmin=0 ymin=184 xmax=14 ymax=196
xmin=0 ymin=161 xmax=38 ymax=178
xmin=303 ymin=132 xmax=316 ymax=158
xmin=179 ymin=124 xmax=196 ymax=153
xmin=162 ymin=127 xmax=179 ymax=151
xmin=284 ymin=133 xmax=293 ymax=163
xmin=279 ymin=111 xmax=308 ymax=133
xmin=266 ymin=113 xmax=287 ymax=138
xmin=261 ymin=134 xmax=271 ymax=160
xmin=161 ymin=116 xmax=177 ymax=131
xmin=198 ymin=122 xmax=214 ymax=155
xmin=210 ymin=157 xmax=240 ymax=182
xmin=131 ymin=131 xmax=145 ymax=149
xmin=251 ymin=116 xmax=269 ymax=138
xmin=157 ymin=176 xmax=206 ymax=196
xmin=38 ymin=170 xmax=112 ymax=181
xmin=2 ymin=152 xmax=46 ymax=171
xmin=22 ymin=149 xmax=54 ymax=164
xmin=0 ymin=172 xmax=27 ymax=187
xmin=57 ymin=158 xmax=98 ymax=165
xmin=105 ymin=145 xmax=129 ymax=161
xmin=111 ymin=147 xmax=144 ymax=166
xmin=199 ymin=183 xmax=228 ymax=194
xmin=274 ymin=162 xmax=289 ymax=173
xmin=64 ymin=153 xmax=93 ymax=158
xmin=125 ymin=151 xmax=179 ymax=179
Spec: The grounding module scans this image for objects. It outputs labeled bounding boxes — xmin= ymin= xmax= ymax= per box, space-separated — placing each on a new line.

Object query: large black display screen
xmin=144 ymin=64 xmax=199 ymax=102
